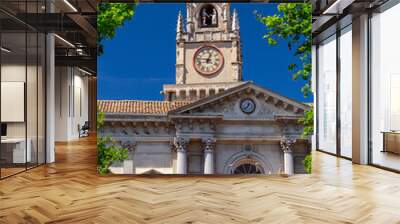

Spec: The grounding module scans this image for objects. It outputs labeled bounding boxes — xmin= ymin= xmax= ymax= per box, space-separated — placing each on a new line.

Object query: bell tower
xmin=163 ymin=3 xmax=244 ymax=101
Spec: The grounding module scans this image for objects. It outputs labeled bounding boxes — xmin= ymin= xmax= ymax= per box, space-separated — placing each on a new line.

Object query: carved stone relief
xmin=180 ymin=91 xmax=300 ymax=120
xmin=280 ymin=137 xmax=296 ymax=153
xmin=174 ymin=137 xmax=189 ymax=152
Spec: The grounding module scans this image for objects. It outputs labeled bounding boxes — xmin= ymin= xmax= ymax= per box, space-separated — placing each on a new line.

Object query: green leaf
xmin=288 ymin=63 xmax=296 ymax=71
xmin=268 ymin=37 xmax=277 ymax=45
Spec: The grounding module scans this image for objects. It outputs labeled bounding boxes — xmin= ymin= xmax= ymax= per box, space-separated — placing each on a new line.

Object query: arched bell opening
xmin=199 ymin=4 xmax=218 ymax=28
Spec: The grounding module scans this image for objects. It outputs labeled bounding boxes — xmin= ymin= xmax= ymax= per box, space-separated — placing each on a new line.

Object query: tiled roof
xmin=98 ymin=100 xmax=191 ymax=115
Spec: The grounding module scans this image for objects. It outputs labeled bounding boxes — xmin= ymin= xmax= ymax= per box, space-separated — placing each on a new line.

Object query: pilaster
xmin=176 ymin=42 xmax=185 ymax=84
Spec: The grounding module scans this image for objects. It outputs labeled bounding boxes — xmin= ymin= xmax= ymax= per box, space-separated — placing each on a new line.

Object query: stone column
xmin=202 ymin=138 xmax=216 ymax=174
xmin=280 ymin=138 xmax=296 ymax=175
xmin=174 ymin=137 xmax=188 ymax=174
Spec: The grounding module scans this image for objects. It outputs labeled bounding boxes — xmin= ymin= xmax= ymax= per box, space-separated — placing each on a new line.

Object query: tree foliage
xmin=97 ymin=108 xmax=105 ymax=130
xmin=97 ymin=3 xmax=136 ymax=55
xmin=298 ymin=107 xmax=313 ymax=137
xmin=97 ymin=135 xmax=129 ymax=175
xmin=302 ymin=153 xmax=312 ymax=174
xmin=97 ymin=109 xmax=128 ymax=175
xmin=257 ymin=3 xmax=312 ymax=97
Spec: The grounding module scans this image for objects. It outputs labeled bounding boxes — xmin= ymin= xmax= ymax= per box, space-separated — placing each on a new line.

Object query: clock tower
xmin=163 ymin=3 xmax=244 ymax=101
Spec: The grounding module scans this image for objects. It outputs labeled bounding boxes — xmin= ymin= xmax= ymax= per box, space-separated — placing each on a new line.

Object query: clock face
xmin=194 ymin=46 xmax=224 ymax=76
xmin=240 ymin=98 xmax=256 ymax=114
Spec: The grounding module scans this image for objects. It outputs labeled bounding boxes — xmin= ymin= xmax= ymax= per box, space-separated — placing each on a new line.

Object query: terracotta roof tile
xmin=98 ymin=100 xmax=191 ymax=115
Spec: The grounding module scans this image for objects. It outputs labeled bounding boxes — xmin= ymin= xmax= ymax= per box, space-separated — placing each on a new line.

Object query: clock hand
xmin=199 ymin=56 xmax=212 ymax=63
xmin=206 ymin=54 xmax=212 ymax=63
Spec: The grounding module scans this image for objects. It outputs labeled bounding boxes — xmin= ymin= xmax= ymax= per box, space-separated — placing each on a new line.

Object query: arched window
xmin=233 ymin=164 xmax=263 ymax=174
xmin=200 ymin=5 xmax=218 ymax=27
xmin=231 ymin=158 xmax=265 ymax=174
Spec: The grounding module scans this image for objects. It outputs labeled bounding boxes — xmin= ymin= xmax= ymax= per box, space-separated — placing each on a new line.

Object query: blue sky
xmin=98 ymin=3 xmax=311 ymax=103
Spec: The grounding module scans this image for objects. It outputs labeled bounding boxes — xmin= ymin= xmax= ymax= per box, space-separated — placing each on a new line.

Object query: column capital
xmin=202 ymin=137 xmax=216 ymax=153
xmin=174 ymin=137 xmax=189 ymax=152
xmin=280 ymin=137 xmax=296 ymax=153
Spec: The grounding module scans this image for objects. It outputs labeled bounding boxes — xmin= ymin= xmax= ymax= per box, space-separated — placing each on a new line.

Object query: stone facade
xmin=98 ymin=3 xmax=311 ymax=175
xmin=99 ymin=83 xmax=310 ymax=175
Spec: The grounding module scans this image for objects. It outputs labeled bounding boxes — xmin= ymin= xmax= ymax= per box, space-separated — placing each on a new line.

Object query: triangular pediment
xmin=168 ymin=82 xmax=309 ymax=119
